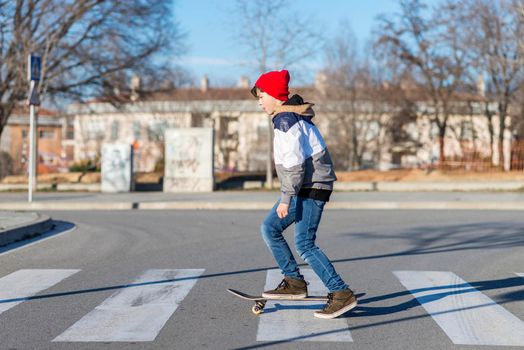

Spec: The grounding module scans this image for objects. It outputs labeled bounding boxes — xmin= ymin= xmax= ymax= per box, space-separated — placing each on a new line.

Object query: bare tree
xmin=461 ymin=0 xmax=524 ymax=170
xmin=376 ymin=0 xmax=471 ymax=165
xmin=320 ymin=24 xmax=357 ymax=169
xmin=0 ymin=0 xmax=185 ymax=140
xmin=515 ymin=0 xmax=524 ymax=54
xmin=233 ymin=0 xmax=322 ymax=76
xmin=232 ymin=0 xmax=322 ymax=187
xmin=319 ymin=23 xmax=412 ymax=170
xmin=513 ymin=0 xmax=524 ymax=149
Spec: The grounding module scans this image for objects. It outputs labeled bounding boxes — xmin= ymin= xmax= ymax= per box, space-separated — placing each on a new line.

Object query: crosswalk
xmin=395 ymin=271 xmax=524 ymax=346
xmin=257 ymin=269 xmax=353 ymax=343
xmin=0 ymin=269 xmax=80 ymax=315
xmin=53 ymin=269 xmax=204 ymax=342
xmin=0 ymin=268 xmax=523 ymax=346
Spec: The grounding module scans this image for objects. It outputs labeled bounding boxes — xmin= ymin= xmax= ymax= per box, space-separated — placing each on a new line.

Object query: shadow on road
xmin=339 ymin=220 xmax=524 ymax=260
xmin=232 ymin=276 xmax=524 ymax=349
xmin=0 ymin=220 xmax=76 ymax=255
xmin=0 ymin=220 xmax=523 ymax=348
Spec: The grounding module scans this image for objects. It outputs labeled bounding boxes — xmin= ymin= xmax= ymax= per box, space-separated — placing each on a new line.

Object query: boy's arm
xmin=275 ymin=127 xmax=305 ymax=205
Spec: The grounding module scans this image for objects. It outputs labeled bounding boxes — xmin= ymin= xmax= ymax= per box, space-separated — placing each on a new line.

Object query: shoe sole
xmin=314 ymin=300 xmax=358 ymax=319
xmin=261 ymin=292 xmax=308 ymax=300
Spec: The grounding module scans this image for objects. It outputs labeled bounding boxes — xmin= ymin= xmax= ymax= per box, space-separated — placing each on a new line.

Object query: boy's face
xmin=257 ymin=90 xmax=280 ymax=115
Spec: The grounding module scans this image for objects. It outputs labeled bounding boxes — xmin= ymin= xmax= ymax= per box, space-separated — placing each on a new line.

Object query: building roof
xmin=69 ymin=83 xmax=493 ymax=116
xmin=7 ymin=106 xmax=63 ymax=127
xmin=88 ymin=87 xmax=316 ymax=103
xmin=11 ymin=106 xmax=59 ymax=117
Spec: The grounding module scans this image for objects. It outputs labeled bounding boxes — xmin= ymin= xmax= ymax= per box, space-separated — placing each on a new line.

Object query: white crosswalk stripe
xmin=1 ymin=269 xmax=522 ymax=345
xmin=0 ymin=269 xmax=80 ymax=315
xmin=256 ymin=269 xmax=353 ymax=343
xmin=53 ymin=269 xmax=204 ymax=342
xmin=394 ymin=271 xmax=524 ymax=346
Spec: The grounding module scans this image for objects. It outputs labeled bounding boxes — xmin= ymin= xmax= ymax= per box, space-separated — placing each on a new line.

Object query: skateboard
xmin=227 ymin=288 xmax=328 ymax=315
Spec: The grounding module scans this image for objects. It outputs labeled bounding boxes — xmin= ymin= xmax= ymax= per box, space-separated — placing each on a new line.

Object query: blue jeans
xmin=260 ymin=196 xmax=348 ymax=292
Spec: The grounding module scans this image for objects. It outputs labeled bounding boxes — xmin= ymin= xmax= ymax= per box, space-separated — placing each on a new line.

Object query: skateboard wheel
xmin=252 ymin=305 xmax=263 ymax=315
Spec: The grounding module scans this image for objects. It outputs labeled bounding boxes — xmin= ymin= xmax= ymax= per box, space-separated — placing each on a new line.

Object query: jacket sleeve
xmin=274 ymin=126 xmax=305 ymax=205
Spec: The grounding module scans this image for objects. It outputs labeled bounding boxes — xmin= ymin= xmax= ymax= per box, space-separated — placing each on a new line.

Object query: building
xmin=68 ymin=76 xmax=517 ymax=173
xmin=68 ymin=77 xmax=291 ymax=173
xmin=0 ymin=107 xmax=74 ymax=175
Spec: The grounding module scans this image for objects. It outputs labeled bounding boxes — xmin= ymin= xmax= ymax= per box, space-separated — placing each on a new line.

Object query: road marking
xmin=394 ymin=271 xmax=524 ymax=346
xmin=53 ymin=269 xmax=204 ymax=342
xmin=256 ymin=269 xmax=353 ymax=343
xmin=0 ymin=269 xmax=80 ymax=314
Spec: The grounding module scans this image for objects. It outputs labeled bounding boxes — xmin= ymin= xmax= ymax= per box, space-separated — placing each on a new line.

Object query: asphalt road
xmin=0 ymin=209 xmax=523 ymax=350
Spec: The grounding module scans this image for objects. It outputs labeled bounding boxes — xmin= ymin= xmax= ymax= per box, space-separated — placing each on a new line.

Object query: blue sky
xmin=174 ymin=0 xmax=400 ymax=86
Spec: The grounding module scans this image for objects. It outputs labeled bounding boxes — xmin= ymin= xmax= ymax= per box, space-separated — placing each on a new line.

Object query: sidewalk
xmin=0 ymin=211 xmax=53 ymax=246
xmin=1 ymin=191 xmax=524 ymax=210
xmin=1 ymin=180 xmax=524 ymax=193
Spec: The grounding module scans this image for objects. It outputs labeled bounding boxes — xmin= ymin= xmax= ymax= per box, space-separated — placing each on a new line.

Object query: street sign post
xmin=27 ymin=54 xmax=41 ymax=203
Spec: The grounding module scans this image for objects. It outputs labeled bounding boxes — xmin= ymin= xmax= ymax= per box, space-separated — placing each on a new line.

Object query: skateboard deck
xmin=228 ymin=288 xmax=364 ymax=315
xmin=228 ymin=288 xmax=327 ymax=301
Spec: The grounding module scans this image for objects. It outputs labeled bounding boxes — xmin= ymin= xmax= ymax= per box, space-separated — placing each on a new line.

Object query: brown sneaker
xmin=314 ymin=289 xmax=357 ymax=319
xmin=262 ymin=277 xmax=308 ymax=299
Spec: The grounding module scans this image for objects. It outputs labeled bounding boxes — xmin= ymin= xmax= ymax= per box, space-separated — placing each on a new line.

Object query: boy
xmin=251 ymin=69 xmax=357 ymax=319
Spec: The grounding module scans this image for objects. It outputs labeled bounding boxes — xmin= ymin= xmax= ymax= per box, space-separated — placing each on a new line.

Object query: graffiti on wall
xmin=164 ymin=128 xmax=214 ymax=192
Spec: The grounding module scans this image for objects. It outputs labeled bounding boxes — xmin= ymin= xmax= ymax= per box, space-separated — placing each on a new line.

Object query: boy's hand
xmin=277 ymin=203 xmax=289 ymax=218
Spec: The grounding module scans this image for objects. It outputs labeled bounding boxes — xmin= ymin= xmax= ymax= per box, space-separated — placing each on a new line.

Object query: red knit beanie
xmin=251 ymin=70 xmax=290 ymax=101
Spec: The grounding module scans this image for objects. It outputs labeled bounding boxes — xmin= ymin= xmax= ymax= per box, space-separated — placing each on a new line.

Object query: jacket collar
xmin=271 ymin=94 xmax=315 ymax=117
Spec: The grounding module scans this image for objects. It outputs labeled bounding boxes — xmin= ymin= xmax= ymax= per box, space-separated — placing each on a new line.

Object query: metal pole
xmin=28 ymin=103 xmax=36 ymax=202
xmin=27 ymin=54 xmax=41 ymax=202
xmin=27 ymin=105 xmax=35 ymax=203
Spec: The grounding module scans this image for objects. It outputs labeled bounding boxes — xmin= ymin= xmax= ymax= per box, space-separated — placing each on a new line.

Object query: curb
xmin=0 ymin=202 xmax=135 ymax=211
xmin=333 ymin=181 xmax=524 ymax=191
xmin=1 ymin=181 xmax=523 ymax=192
xmin=0 ymin=214 xmax=54 ymax=246
xmin=0 ymin=183 xmax=101 ymax=192
xmin=2 ymin=201 xmax=524 ymax=211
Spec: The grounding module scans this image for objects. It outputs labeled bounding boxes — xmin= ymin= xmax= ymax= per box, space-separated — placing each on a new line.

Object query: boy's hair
xmin=250 ymin=86 xmax=263 ymax=98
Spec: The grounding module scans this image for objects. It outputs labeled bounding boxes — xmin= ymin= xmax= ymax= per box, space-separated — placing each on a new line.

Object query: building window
xmin=21 ymin=129 xmax=28 ymax=138
xmin=191 ymin=113 xmax=205 ymax=127
xmin=66 ymin=128 xmax=74 ymax=140
xmin=39 ymin=130 xmax=54 ymax=139
xmin=430 ymin=123 xmax=440 ymax=138
xmin=133 ymin=121 xmax=141 ymax=140
xmin=147 ymin=121 xmax=167 ymax=142
xmin=460 ymin=120 xmax=474 ymax=141
xmin=111 ymin=120 xmax=120 ymax=141
xmin=256 ymin=121 xmax=268 ymax=141
xmin=87 ymin=120 xmax=105 ymax=140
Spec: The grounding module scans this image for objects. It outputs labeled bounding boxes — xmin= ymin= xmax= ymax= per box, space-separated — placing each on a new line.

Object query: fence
xmin=439 ymin=139 xmax=524 ymax=171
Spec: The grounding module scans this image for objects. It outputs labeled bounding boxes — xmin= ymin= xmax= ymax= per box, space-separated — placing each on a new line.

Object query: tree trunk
xmin=438 ymin=121 xmax=447 ymax=165
xmin=351 ymin=120 xmax=359 ymax=169
xmin=484 ymin=103 xmax=495 ymax=163
xmin=0 ymin=103 xmax=15 ymax=143
xmin=439 ymin=136 xmax=445 ymax=165
xmin=498 ymin=104 xmax=508 ymax=171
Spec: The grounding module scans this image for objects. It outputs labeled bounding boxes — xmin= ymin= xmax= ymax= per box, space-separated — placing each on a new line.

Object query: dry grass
xmin=336 ymin=169 xmax=524 ymax=182
xmin=3 ymin=169 xmax=524 ymax=185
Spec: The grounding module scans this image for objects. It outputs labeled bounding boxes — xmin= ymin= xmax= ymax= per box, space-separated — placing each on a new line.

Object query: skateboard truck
xmin=252 ymin=300 xmax=266 ymax=315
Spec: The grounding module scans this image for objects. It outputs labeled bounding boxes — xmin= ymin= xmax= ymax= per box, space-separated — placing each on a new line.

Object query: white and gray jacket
xmin=272 ymin=95 xmax=337 ymax=205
